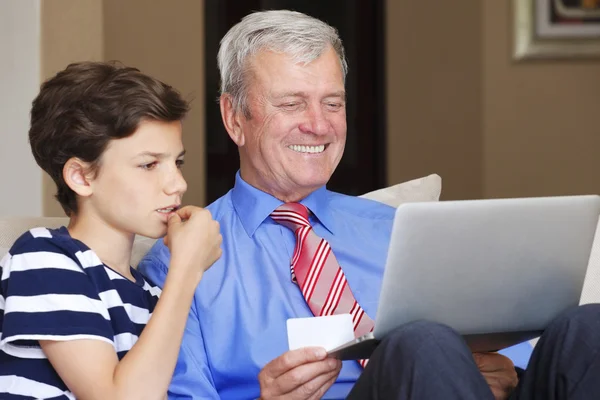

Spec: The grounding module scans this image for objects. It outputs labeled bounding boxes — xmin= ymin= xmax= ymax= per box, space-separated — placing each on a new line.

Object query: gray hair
xmin=217 ymin=10 xmax=348 ymax=117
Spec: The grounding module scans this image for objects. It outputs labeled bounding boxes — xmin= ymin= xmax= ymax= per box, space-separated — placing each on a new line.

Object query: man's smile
xmin=288 ymin=144 xmax=327 ymax=154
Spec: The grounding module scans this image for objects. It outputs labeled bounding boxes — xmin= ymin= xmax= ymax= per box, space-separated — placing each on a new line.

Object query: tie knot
xmin=271 ymin=203 xmax=311 ymax=232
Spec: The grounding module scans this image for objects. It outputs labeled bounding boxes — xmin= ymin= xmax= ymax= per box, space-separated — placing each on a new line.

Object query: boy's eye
xmin=176 ymin=159 xmax=185 ymax=169
xmin=140 ymin=161 xmax=158 ymax=170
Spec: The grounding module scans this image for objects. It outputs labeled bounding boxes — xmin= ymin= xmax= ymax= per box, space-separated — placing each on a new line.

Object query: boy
xmin=0 ymin=61 xmax=221 ymax=399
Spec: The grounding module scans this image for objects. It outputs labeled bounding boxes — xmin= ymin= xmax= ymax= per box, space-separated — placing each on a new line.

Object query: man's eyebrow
xmin=272 ymin=91 xmax=308 ymax=99
xmin=134 ymin=149 xmax=186 ymax=159
xmin=325 ymin=91 xmax=346 ymax=100
xmin=271 ymin=91 xmax=346 ymax=100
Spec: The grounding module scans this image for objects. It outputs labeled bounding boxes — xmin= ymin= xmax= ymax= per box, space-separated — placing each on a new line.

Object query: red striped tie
xmin=271 ymin=203 xmax=373 ymax=367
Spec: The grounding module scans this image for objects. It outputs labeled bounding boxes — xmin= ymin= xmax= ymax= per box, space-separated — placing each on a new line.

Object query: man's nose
xmin=298 ymin=105 xmax=331 ymax=136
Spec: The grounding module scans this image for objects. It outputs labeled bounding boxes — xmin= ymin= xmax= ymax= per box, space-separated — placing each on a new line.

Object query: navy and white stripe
xmin=0 ymin=227 xmax=161 ymax=399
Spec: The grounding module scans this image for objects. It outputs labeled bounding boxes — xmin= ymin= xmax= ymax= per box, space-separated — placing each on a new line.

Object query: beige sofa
xmin=0 ymin=174 xmax=443 ymax=266
xmin=2 ymin=175 xmax=599 ymax=349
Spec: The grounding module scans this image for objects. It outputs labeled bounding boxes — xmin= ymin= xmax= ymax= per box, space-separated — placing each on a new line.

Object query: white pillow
xmin=360 ymin=174 xmax=442 ymax=207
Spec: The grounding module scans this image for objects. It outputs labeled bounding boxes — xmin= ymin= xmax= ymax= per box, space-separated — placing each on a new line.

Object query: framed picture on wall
xmin=514 ymin=0 xmax=600 ymax=60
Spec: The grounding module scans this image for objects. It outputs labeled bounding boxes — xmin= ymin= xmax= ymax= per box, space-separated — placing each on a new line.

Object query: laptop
xmin=328 ymin=195 xmax=600 ymax=360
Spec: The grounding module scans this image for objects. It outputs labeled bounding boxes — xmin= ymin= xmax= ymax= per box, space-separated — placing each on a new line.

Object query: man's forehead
xmin=249 ymin=46 xmax=341 ymax=72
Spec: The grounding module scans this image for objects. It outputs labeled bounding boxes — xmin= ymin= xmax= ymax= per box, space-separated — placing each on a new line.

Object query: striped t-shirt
xmin=0 ymin=227 xmax=162 ymax=399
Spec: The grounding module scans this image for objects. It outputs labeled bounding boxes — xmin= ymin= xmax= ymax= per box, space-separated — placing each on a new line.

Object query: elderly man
xmin=139 ymin=10 xmax=600 ymax=400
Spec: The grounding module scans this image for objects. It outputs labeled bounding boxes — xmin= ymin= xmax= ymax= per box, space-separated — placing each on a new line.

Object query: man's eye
xmin=281 ymin=103 xmax=300 ymax=109
xmin=140 ymin=162 xmax=158 ymax=170
xmin=176 ymin=159 xmax=185 ymax=169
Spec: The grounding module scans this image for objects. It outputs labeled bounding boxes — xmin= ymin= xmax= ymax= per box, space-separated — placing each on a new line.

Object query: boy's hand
xmin=164 ymin=206 xmax=222 ymax=283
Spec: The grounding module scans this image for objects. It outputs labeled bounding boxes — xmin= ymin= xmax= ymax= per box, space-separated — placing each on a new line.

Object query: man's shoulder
xmin=326 ymin=190 xmax=396 ymax=221
xmin=206 ymin=190 xmax=235 ymax=222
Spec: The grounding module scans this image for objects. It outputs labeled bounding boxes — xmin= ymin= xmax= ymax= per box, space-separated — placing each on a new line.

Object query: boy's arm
xmin=40 ymin=265 xmax=198 ymax=400
xmin=4 ymin=207 xmax=220 ymax=400
xmin=139 ymin=247 xmax=220 ymax=399
xmin=1 ymin=235 xmax=190 ymax=400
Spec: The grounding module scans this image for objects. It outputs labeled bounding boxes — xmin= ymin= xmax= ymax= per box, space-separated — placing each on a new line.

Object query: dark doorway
xmin=204 ymin=0 xmax=386 ymax=204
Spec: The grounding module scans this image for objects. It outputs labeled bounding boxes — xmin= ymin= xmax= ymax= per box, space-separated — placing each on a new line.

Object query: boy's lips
xmin=156 ymin=205 xmax=180 ymax=221
xmin=156 ymin=204 xmax=180 ymax=213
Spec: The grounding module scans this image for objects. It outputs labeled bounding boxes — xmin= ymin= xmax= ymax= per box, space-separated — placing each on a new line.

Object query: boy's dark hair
xmin=29 ymin=61 xmax=190 ymax=216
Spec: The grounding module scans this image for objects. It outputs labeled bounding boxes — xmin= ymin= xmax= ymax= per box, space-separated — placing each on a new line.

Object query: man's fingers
xmin=291 ymin=364 xmax=341 ymax=400
xmin=488 ymin=375 xmax=517 ymax=400
xmin=472 ymin=352 xmax=486 ymax=368
xmin=272 ymin=357 xmax=340 ymax=395
xmin=473 ymin=352 xmax=513 ymax=372
xmin=313 ymin=370 xmax=341 ymax=399
xmin=478 ymin=356 xmax=519 ymax=400
xmin=262 ymin=348 xmax=327 ymax=379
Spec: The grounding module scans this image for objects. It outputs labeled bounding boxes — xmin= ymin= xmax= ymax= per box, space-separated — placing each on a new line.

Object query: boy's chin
xmin=134 ymin=225 xmax=168 ymax=240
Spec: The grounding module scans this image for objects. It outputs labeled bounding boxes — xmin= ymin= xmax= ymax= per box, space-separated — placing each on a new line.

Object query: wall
xmin=483 ymin=1 xmax=600 ymax=199
xmin=38 ymin=0 xmax=205 ymax=215
xmin=40 ymin=0 xmax=104 ymax=216
xmin=386 ymin=0 xmax=600 ymax=200
xmin=3 ymin=1 xmax=597 ymax=217
xmin=386 ymin=1 xmax=483 ymax=200
xmin=0 ymin=0 xmax=42 ymax=216
xmin=103 ymin=0 xmax=206 ymax=207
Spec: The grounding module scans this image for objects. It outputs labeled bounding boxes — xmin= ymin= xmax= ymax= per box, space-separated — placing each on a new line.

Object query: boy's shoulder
xmin=6 ymin=226 xmax=77 ymax=259
xmin=1 ymin=227 xmax=90 ymax=292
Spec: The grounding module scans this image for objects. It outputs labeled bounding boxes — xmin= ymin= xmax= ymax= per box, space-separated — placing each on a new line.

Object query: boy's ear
xmin=220 ymin=94 xmax=245 ymax=147
xmin=63 ymin=158 xmax=93 ymax=197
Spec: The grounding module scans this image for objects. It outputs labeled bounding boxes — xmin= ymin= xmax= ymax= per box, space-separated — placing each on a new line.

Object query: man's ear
xmin=220 ymin=94 xmax=245 ymax=147
xmin=63 ymin=158 xmax=93 ymax=197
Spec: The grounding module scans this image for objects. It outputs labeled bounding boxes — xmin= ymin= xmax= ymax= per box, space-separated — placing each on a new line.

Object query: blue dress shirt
xmin=138 ymin=172 xmax=533 ymax=399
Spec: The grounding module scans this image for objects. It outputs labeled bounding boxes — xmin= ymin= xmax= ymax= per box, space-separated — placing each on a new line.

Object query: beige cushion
xmin=360 ymin=174 xmax=442 ymax=207
xmin=0 ymin=217 xmax=156 ymax=268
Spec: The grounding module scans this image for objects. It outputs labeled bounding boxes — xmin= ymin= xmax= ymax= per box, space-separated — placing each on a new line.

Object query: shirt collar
xmin=231 ymin=171 xmax=336 ymax=237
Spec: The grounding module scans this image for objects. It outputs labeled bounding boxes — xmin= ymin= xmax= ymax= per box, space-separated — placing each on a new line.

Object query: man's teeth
xmin=289 ymin=144 xmax=326 ymax=154
xmin=157 ymin=207 xmax=175 ymax=213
